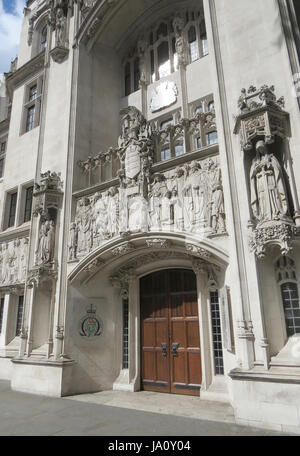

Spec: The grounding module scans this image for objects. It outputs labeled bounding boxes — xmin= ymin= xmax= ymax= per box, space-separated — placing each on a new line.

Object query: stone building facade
xmin=0 ymin=0 xmax=300 ymax=432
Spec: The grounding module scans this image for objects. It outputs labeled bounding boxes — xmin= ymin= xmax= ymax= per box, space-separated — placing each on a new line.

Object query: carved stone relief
xmin=0 ymin=237 xmax=29 ymax=287
xmin=70 ymin=154 xmax=226 ymax=260
xmin=234 ymin=85 xmax=299 ymax=258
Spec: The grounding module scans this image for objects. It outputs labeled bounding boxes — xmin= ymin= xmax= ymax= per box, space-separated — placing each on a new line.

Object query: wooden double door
xmin=140 ymin=269 xmax=202 ymax=396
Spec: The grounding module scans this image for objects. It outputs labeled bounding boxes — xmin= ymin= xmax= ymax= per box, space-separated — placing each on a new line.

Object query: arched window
xmin=40 ymin=25 xmax=47 ymax=52
xmin=275 ymin=256 xmax=300 ymax=337
xmin=281 ymin=283 xmax=300 ymax=336
xmin=124 ymin=62 xmax=131 ymax=97
xmin=157 ymin=41 xmax=170 ymax=79
xmin=122 ymin=9 xmax=208 ymax=95
xmin=133 ymin=58 xmax=140 ymax=92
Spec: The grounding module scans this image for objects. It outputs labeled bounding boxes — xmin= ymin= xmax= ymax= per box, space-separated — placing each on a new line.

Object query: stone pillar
xmin=192 ymin=259 xmax=213 ymax=391
xmin=0 ymin=293 xmax=14 ymax=348
xmin=26 ymin=283 xmax=36 ymax=356
xmin=128 ymin=273 xmax=140 ymax=390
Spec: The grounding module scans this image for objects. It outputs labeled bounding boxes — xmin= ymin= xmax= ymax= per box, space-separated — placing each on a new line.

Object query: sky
xmin=0 ymin=0 xmax=26 ymax=75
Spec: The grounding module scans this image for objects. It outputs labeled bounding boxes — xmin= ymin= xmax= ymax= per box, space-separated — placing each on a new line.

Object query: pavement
xmin=0 ymin=380 xmax=292 ymax=436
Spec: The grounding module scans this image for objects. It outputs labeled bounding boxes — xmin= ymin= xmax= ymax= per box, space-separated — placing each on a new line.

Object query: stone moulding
xmin=50 ymin=46 xmax=69 ymax=63
xmin=5 ymin=52 xmax=45 ymax=99
xmin=249 ymin=221 xmax=299 ymax=259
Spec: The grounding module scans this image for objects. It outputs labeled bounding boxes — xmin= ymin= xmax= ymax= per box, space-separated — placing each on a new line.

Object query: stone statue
xmin=149 ymin=174 xmax=171 ymax=229
xmin=69 ymin=222 xmax=78 ymax=260
xmin=250 ymin=140 xmax=289 ymax=223
xmin=77 ymin=197 xmax=93 ymax=254
xmin=36 ymin=219 xmax=55 ymax=265
xmin=210 ymin=167 xmax=226 ymax=233
xmin=172 ymin=15 xmax=187 ymax=68
xmin=55 ymin=7 xmax=66 ymax=47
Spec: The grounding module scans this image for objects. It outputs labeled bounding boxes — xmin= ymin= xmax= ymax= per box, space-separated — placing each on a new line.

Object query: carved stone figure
xmin=69 ymin=222 xmax=78 ymax=260
xmin=77 ymin=197 xmax=93 ymax=254
xmin=149 ymin=174 xmax=171 ymax=230
xmin=36 ymin=219 xmax=55 ymax=265
xmin=55 ymin=7 xmax=66 ymax=47
xmin=70 ymin=155 xmax=226 ymax=259
xmin=0 ymin=237 xmax=29 ymax=286
xmin=172 ymin=15 xmax=187 ymax=68
xmin=210 ymin=166 xmax=226 ymax=233
xmin=250 ymin=140 xmax=289 ymax=224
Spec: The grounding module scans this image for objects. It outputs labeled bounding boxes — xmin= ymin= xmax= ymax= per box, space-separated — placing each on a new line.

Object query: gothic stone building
xmin=0 ymin=0 xmax=300 ymax=432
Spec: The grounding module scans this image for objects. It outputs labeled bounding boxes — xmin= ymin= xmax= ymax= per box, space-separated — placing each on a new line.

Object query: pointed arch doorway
xmin=140 ymin=269 xmax=202 ymax=396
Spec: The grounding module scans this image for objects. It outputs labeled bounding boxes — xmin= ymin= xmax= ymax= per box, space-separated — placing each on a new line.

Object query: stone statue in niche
xmin=172 ymin=15 xmax=187 ymax=68
xmin=55 ymin=6 xmax=67 ymax=47
xmin=250 ymin=140 xmax=289 ymax=224
xmin=36 ymin=219 xmax=55 ymax=265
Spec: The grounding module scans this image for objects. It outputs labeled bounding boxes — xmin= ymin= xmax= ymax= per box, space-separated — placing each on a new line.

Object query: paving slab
xmin=0 ymin=380 xmax=293 ymax=436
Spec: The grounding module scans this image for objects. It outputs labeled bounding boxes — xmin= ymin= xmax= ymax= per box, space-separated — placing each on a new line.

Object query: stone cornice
xmin=0 ymin=223 xmax=30 ymax=243
xmin=5 ymin=51 xmax=45 ymax=98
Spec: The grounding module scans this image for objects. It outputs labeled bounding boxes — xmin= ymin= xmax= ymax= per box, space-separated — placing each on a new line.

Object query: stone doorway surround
xmin=68 ymin=232 xmax=229 ymax=397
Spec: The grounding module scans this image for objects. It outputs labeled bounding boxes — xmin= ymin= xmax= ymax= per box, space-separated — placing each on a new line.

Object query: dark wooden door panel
xmin=141 ymin=269 xmax=202 ymax=396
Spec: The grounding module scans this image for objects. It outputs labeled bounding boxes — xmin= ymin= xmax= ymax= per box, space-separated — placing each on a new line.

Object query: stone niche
xmin=234 ymin=85 xmax=300 ymax=258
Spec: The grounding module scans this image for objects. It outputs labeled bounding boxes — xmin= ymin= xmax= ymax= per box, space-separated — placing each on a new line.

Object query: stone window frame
xmin=0 ymin=291 xmax=25 ymax=350
xmin=30 ymin=13 xmax=49 ymax=59
xmin=0 ymin=136 xmax=7 ymax=180
xmin=20 ymin=75 xmax=43 ymax=135
xmin=189 ymin=95 xmax=216 ymax=152
xmin=275 ymin=256 xmax=300 ymax=340
xmin=17 ymin=181 xmax=35 ymax=226
xmin=1 ymin=179 xmax=34 ymax=231
xmin=123 ymin=8 xmax=208 ymax=96
xmin=151 ymin=109 xmax=182 ymax=162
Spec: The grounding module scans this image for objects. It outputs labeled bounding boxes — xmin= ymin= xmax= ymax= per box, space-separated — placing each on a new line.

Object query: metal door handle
xmin=161 ymin=343 xmax=167 ymax=357
xmin=172 ymin=343 xmax=179 ymax=356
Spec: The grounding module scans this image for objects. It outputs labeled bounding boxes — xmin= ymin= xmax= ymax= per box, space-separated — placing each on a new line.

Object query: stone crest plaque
xmin=125 ymin=143 xmax=141 ymax=179
xmin=79 ymin=304 xmax=103 ymax=339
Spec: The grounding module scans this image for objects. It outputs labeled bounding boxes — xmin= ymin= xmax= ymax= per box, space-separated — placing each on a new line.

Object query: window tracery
xmin=123 ymin=9 xmax=208 ymax=96
xmin=275 ymin=256 xmax=300 ymax=337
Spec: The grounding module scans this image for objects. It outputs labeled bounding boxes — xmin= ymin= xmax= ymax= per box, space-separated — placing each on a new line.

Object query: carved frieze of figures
xmin=0 ymin=237 xmax=29 ymax=287
xmin=69 ymin=155 xmax=226 ymax=261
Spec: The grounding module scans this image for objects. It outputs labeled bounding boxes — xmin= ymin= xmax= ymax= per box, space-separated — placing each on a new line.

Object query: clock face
xmin=150 ymin=81 xmax=178 ymax=113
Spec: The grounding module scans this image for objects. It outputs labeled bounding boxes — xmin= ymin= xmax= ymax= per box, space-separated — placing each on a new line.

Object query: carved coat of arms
xmin=79 ymin=304 xmax=103 ymax=339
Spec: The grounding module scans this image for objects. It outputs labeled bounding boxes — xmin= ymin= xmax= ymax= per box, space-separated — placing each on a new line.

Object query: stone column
xmin=0 ymin=293 xmax=14 ymax=348
xmin=26 ymin=282 xmax=36 ymax=356
xmin=192 ymin=259 xmax=213 ymax=391
xmin=128 ymin=273 xmax=140 ymax=390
